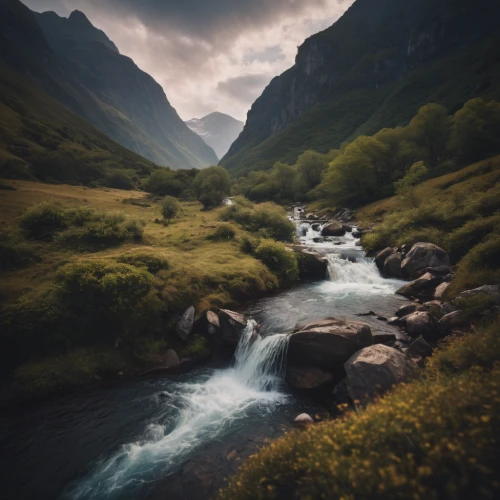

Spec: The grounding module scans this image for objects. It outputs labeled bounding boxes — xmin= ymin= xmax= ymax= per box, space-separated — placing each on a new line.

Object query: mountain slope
xmin=221 ymin=0 xmax=500 ymax=176
xmin=0 ymin=0 xmax=218 ymax=170
xmin=185 ymin=112 xmax=244 ymax=159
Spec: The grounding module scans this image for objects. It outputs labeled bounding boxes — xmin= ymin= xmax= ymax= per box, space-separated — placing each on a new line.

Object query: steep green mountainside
xmin=0 ymin=0 xmax=218 ymax=170
xmin=0 ymin=62 xmax=155 ymax=184
xmin=221 ymin=0 xmax=500 ymax=177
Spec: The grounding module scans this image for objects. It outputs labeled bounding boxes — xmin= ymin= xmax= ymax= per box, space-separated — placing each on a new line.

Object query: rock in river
xmin=287 ymin=318 xmax=372 ymax=372
xmin=321 ymin=222 xmax=346 ymax=237
xmin=286 ymin=366 xmax=333 ymax=389
xmin=396 ymin=272 xmax=442 ymax=299
xmin=218 ymin=309 xmax=248 ymax=346
xmin=344 ymin=344 xmax=419 ymax=404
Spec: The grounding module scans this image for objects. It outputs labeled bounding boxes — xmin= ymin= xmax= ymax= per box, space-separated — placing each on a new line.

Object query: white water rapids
xmin=69 ymin=322 xmax=289 ymax=499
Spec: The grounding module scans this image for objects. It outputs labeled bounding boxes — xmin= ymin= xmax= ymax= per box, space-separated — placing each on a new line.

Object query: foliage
xmin=116 ymin=252 xmax=169 ymax=274
xmin=193 ymin=166 xmax=231 ymax=209
xmin=161 ymin=195 xmax=180 ymax=223
xmin=0 ymin=228 xmax=40 ymax=270
xmin=394 ymin=160 xmax=428 ymax=206
xmin=19 ymin=199 xmax=68 ymax=239
xmin=220 ymin=319 xmax=500 ymax=500
xmin=254 ymin=239 xmax=299 ymax=284
xmin=220 ymin=197 xmax=295 ymax=242
xmin=208 ymin=223 xmax=236 ymax=241
xmin=103 ymin=169 xmax=135 ymax=190
xmin=143 ymin=168 xmax=199 ymax=198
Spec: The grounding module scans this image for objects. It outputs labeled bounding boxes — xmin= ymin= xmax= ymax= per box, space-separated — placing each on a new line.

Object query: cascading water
xmin=68 ymin=322 xmax=290 ymax=500
xmin=326 ymin=253 xmax=386 ymax=284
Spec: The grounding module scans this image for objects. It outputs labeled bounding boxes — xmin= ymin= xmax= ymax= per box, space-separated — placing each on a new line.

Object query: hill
xmin=220 ymin=0 xmax=500 ymax=177
xmin=185 ymin=112 xmax=244 ymax=159
xmin=0 ymin=0 xmax=218 ymax=170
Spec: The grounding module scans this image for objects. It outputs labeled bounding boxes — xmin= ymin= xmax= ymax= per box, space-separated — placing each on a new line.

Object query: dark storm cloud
xmin=217 ymin=74 xmax=272 ymax=103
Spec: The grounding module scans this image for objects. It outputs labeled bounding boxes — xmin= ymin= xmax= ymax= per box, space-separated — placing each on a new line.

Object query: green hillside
xmin=221 ymin=0 xmax=500 ymax=177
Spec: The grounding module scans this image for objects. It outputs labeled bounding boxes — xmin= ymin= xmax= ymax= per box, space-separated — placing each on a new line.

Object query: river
xmin=0 ymin=208 xmax=407 ymax=500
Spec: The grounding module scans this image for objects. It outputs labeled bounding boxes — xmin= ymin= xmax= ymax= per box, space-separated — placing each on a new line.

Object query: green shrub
xmin=254 ymin=239 xmax=299 ymax=284
xmin=0 ymin=229 xmax=40 ymax=270
xmin=161 ymin=195 xmax=180 ymax=223
xmin=103 ymin=169 xmax=135 ymax=190
xmin=116 ymin=252 xmax=169 ymax=274
xmin=193 ymin=166 xmax=231 ymax=209
xmin=239 ymin=235 xmax=260 ymax=254
xmin=221 ymin=198 xmax=295 ymax=242
xmin=208 ymin=223 xmax=236 ymax=241
xmin=19 ymin=200 xmax=68 ymax=239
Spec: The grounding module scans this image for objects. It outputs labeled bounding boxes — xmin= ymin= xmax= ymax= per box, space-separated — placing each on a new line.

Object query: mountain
xmin=185 ymin=112 xmax=244 ymax=159
xmin=220 ymin=0 xmax=500 ymax=177
xmin=0 ymin=0 xmax=218 ymax=170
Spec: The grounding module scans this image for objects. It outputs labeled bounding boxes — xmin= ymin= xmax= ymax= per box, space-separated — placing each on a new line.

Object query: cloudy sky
xmin=25 ymin=0 xmax=352 ymax=122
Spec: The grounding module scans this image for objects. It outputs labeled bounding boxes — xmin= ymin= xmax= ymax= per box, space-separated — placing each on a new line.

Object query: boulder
xmin=458 ymin=285 xmax=500 ymax=304
xmin=438 ymin=310 xmax=467 ymax=330
xmin=296 ymin=249 xmax=328 ymax=280
xmin=372 ymin=332 xmax=397 ymax=344
xmin=404 ymin=311 xmax=438 ymax=339
xmin=286 ymin=366 xmax=333 ymax=389
xmin=408 ymin=337 xmax=433 ymax=359
xmin=441 ymin=302 xmax=457 ymax=315
xmin=176 ymin=306 xmax=195 ymax=340
xmin=206 ymin=311 xmax=220 ymax=335
xmin=375 ymin=247 xmax=396 ymax=270
xmin=218 ymin=309 xmax=248 ymax=345
xmin=321 ymin=222 xmax=346 ymax=237
xmin=396 ymin=303 xmax=418 ymax=317
xmin=342 ymin=224 xmax=353 ymax=232
xmin=165 ymin=349 xmax=180 ymax=369
xmin=434 ymin=282 xmax=450 ymax=300
xmin=293 ymin=413 xmax=314 ymax=427
xmin=388 ymin=316 xmax=405 ymax=326
xmin=288 ymin=318 xmax=372 ymax=372
xmin=311 ymin=223 xmax=321 ymax=231
xmin=383 ymin=252 xmax=403 ymax=278
xmin=401 ymin=243 xmax=450 ymax=277
xmin=344 ymin=344 xmax=418 ymax=404
xmin=352 ymin=228 xmax=362 ymax=238
xmin=417 ymin=300 xmax=443 ymax=318
xmin=396 ymin=272 xmax=442 ymax=299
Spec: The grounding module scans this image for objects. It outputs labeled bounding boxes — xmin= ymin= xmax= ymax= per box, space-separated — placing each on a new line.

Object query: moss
xmin=179 ymin=335 xmax=211 ymax=362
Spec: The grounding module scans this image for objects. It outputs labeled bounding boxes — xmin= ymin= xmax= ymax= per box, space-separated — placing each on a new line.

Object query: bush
xmin=221 ymin=198 xmax=295 ymax=242
xmin=208 ymin=223 xmax=236 ymax=241
xmin=239 ymin=235 xmax=260 ymax=254
xmin=19 ymin=200 xmax=68 ymax=239
xmin=193 ymin=166 xmax=231 ymax=209
xmin=144 ymin=169 xmax=185 ymax=196
xmin=116 ymin=252 xmax=169 ymax=274
xmin=0 ymin=229 xmax=40 ymax=270
xmin=161 ymin=195 xmax=180 ymax=223
xmin=254 ymin=239 xmax=299 ymax=284
xmin=103 ymin=169 xmax=135 ymax=190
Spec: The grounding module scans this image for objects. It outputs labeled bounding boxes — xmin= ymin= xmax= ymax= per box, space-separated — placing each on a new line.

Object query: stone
xmin=434 ymin=282 xmax=450 ymax=300
xmin=404 ymin=311 xmax=438 ymax=339
xmin=176 ymin=305 xmax=195 ymax=340
xmin=352 ymin=228 xmax=362 ymax=238
xmin=396 ymin=272 xmax=442 ymax=299
xmin=288 ymin=318 xmax=372 ymax=372
xmin=296 ymin=249 xmax=328 ymax=280
xmin=408 ymin=337 xmax=433 ymax=358
xmin=458 ymin=285 xmax=500 ymax=304
xmin=375 ymin=247 xmax=396 ymax=270
xmin=372 ymin=332 xmax=397 ymax=344
xmin=401 ymin=243 xmax=450 ymax=277
xmin=441 ymin=302 xmax=457 ymax=315
xmin=206 ymin=310 xmax=220 ymax=335
xmin=286 ymin=366 xmax=333 ymax=389
xmin=321 ymin=222 xmax=346 ymax=237
xmin=218 ymin=309 xmax=248 ymax=345
xmin=438 ymin=310 xmax=468 ymax=330
xmin=417 ymin=300 xmax=443 ymax=318
xmin=311 ymin=223 xmax=321 ymax=231
xmin=344 ymin=344 xmax=419 ymax=404
xmin=293 ymin=413 xmax=314 ymax=427
xmin=383 ymin=252 xmax=403 ymax=278
xmin=388 ymin=316 xmax=405 ymax=326
xmin=342 ymin=224 xmax=353 ymax=232
xmin=396 ymin=303 xmax=418 ymax=317
xmin=165 ymin=349 xmax=180 ymax=369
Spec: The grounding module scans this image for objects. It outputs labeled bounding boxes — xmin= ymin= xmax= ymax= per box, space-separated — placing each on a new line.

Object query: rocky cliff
xmin=0 ymin=0 xmax=218 ymax=170
xmin=221 ymin=0 xmax=500 ymax=176
xmin=185 ymin=112 xmax=244 ymax=159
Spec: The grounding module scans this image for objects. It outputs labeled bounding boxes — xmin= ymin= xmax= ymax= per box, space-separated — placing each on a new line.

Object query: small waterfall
xmin=326 ymin=253 xmax=385 ymax=284
xmin=234 ymin=320 xmax=289 ymax=391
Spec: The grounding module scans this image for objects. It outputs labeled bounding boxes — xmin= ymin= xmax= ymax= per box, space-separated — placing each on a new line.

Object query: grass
xmin=220 ymin=318 xmax=500 ymax=500
xmin=0 ymin=180 xmax=288 ymax=400
xmin=357 ymin=156 xmax=500 ymax=295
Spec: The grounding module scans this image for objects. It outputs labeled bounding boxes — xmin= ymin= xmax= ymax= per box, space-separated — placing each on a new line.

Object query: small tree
xmin=193 ymin=166 xmax=231 ymax=209
xmin=394 ymin=161 xmax=428 ymax=207
xmin=161 ymin=196 xmax=180 ymax=224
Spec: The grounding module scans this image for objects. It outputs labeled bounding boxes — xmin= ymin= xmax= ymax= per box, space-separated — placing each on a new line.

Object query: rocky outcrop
xmin=218 ymin=309 xmax=248 ymax=345
xmin=287 ymin=318 xmax=372 ymax=372
xmin=344 ymin=344 xmax=418 ymax=404
xmin=396 ymin=272 xmax=442 ymax=299
xmin=286 ymin=366 xmax=333 ymax=389
xmin=375 ymin=247 xmax=396 ymax=270
xmin=383 ymin=252 xmax=403 ymax=278
xmin=176 ymin=306 xmax=195 ymax=340
xmin=401 ymin=243 xmax=450 ymax=278
xmin=321 ymin=222 xmax=346 ymax=237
